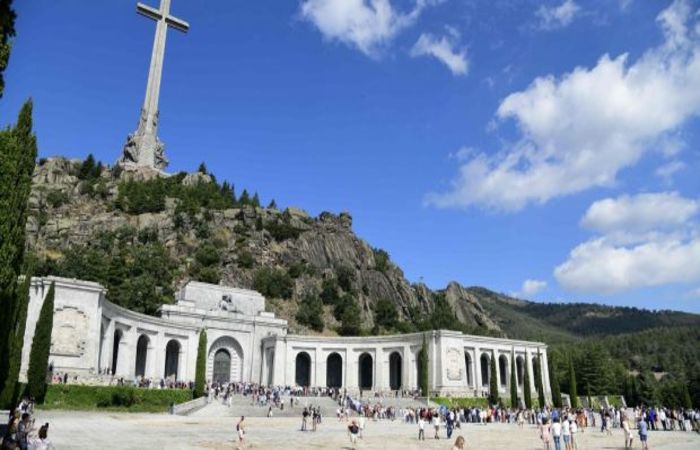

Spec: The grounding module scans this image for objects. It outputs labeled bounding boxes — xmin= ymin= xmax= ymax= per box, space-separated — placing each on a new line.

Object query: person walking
xmin=235 ymin=416 xmax=246 ymax=450
xmin=347 ymin=420 xmax=360 ymax=449
xmin=638 ymin=417 xmax=650 ymax=450
xmin=622 ymin=414 xmax=634 ymax=449
xmin=540 ymin=418 xmax=552 ymax=450
xmin=552 ymin=417 xmax=562 ymax=450
xmin=418 ymin=414 xmax=426 ymax=440
xmin=451 ymin=435 xmax=466 ymax=450
xmin=562 ymin=417 xmax=572 ymax=450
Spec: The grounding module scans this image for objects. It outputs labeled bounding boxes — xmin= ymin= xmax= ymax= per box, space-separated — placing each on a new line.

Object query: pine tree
xmin=536 ymin=351 xmax=546 ymax=407
xmin=510 ymin=350 xmax=518 ymax=408
xmin=267 ymin=199 xmax=277 ymax=210
xmin=0 ymin=100 xmax=37 ymax=407
xmin=27 ymin=282 xmax=54 ymax=403
xmin=524 ymin=357 xmax=532 ymax=409
xmin=549 ymin=353 xmax=562 ymax=408
xmin=239 ymin=189 xmax=250 ymax=205
xmin=489 ymin=351 xmax=499 ymax=405
xmin=568 ymin=355 xmax=578 ymax=408
xmin=251 ymin=192 xmax=260 ymax=208
xmin=197 ymin=162 xmax=207 ymax=174
xmin=194 ymin=329 xmax=207 ymax=398
xmin=419 ymin=334 xmax=428 ymax=397
xmin=681 ymin=383 xmax=692 ymax=409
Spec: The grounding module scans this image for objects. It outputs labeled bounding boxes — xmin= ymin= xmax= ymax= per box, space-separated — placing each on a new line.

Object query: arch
xmin=480 ymin=353 xmax=490 ymax=387
xmin=164 ymin=339 xmax=180 ymax=380
xmin=516 ymin=356 xmax=525 ymax=386
xmin=499 ymin=354 xmax=508 ymax=387
xmin=465 ymin=352 xmax=473 ymax=386
xmin=358 ymin=353 xmax=373 ymax=390
xmin=208 ymin=336 xmax=244 ymax=384
xmin=326 ymin=352 xmax=343 ymax=388
xmin=389 ymin=352 xmax=402 ymax=391
xmin=295 ymin=352 xmax=312 ymax=387
xmin=213 ymin=349 xmax=231 ymax=384
xmin=111 ymin=329 xmax=123 ymax=376
xmin=135 ymin=334 xmax=149 ymax=377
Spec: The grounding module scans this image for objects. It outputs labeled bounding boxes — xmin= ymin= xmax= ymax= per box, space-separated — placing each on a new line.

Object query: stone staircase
xmin=190 ymin=395 xmax=341 ymax=418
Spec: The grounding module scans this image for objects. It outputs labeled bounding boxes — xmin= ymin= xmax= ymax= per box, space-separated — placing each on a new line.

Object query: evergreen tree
xmin=568 ymin=355 xmax=579 ymax=408
xmin=510 ymin=350 xmax=518 ymax=408
xmin=0 ymin=273 xmax=29 ymax=406
xmin=373 ymin=298 xmax=398 ymax=330
xmin=251 ymin=192 xmax=260 ymax=208
xmin=27 ymin=282 xmax=54 ymax=403
xmin=194 ymin=329 xmax=207 ymax=398
xmin=536 ymin=351 xmax=546 ymax=407
xmin=0 ymin=100 xmax=37 ymax=407
xmin=239 ymin=189 xmax=250 ymax=205
xmin=419 ymin=334 xmax=429 ymax=397
xmin=489 ymin=351 xmax=499 ymax=405
xmin=681 ymin=383 xmax=692 ymax=409
xmin=0 ymin=0 xmax=16 ymax=97
xmin=197 ymin=162 xmax=207 ymax=174
xmin=267 ymin=199 xmax=277 ymax=210
xmin=524 ymin=358 xmax=532 ymax=409
xmin=549 ymin=353 xmax=562 ymax=408
xmin=338 ymin=300 xmax=362 ymax=336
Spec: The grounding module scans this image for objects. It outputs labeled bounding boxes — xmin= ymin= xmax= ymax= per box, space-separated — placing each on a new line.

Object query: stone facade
xmin=20 ymin=276 xmax=551 ymax=402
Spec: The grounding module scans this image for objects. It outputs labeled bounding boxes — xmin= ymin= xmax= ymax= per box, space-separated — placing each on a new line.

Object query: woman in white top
xmin=433 ymin=414 xmax=441 ymax=439
xmin=570 ymin=420 xmax=578 ymax=450
xmin=562 ymin=418 xmax=571 ymax=450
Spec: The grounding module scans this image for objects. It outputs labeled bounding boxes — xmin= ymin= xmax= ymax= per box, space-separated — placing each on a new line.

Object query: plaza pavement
xmin=27 ymin=404 xmax=700 ymax=450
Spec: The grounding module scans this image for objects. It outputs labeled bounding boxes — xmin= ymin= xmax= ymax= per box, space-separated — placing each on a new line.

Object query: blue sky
xmin=2 ymin=0 xmax=699 ymax=312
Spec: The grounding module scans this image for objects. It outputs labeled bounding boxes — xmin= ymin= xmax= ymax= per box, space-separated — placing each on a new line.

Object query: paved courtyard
xmin=30 ymin=407 xmax=700 ymax=450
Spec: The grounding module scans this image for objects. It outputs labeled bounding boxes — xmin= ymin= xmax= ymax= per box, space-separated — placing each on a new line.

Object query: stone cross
xmin=119 ymin=0 xmax=189 ymax=170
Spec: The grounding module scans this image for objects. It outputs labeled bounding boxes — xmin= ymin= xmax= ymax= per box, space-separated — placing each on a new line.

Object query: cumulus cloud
xmin=411 ymin=32 xmax=469 ymax=75
xmin=426 ymin=0 xmax=700 ymax=211
xmin=536 ymin=0 xmax=581 ymax=30
xmin=555 ymin=192 xmax=700 ymax=294
xmin=656 ymin=160 xmax=687 ymax=183
xmin=299 ymin=0 xmax=442 ymax=57
xmin=515 ymin=279 xmax=548 ymax=297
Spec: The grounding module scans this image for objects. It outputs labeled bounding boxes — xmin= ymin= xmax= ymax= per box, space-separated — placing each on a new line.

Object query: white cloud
xmin=426 ymin=0 xmax=700 ymax=211
xmin=299 ymin=0 xmax=442 ymax=57
xmin=656 ymin=160 xmax=687 ymax=183
xmin=581 ymin=192 xmax=699 ymax=234
xmin=411 ymin=32 xmax=469 ymax=75
xmin=555 ymin=192 xmax=700 ymax=294
xmin=686 ymin=287 xmax=700 ymax=298
xmin=536 ymin=0 xmax=581 ymax=30
xmin=516 ymin=279 xmax=548 ymax=297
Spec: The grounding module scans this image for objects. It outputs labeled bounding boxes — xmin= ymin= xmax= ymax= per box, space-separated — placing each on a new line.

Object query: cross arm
xmin=136 ymin=2 xmax=162 ymax=21
xmin=165 ymin=15 xmax=189 ymax=33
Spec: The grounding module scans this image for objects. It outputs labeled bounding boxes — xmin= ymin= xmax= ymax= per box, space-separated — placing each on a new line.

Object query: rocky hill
xmin=24 ymin=156 xmax=700 ymax=342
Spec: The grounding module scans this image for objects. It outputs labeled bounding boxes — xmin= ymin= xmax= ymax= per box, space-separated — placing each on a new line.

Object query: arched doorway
xmin=389 ymin=352 xmax=402 ymax=390
xmin=135 ymin=334 xmax=149 ymax=377
xmin=499 ymin=355 xmax=508 ymax=387
xmin=164 ymin=340 xmax=180 ymax=380
xmin=111 ymin=329 xmax=123 ymax=376
xmin=516 ymin=356 xmax=524 ymax=386
xmin=358 ymin=353 xmax=373 ymax=390
xmin=295 ymin=352 xmax=311 ymax=387
xmin=465 ymin=352 xmax=473 ymax=386
xmin=208 ymin=336 xmax=244 ymax=383
xmin=326 ymin=352 xmax=342 ymax=388
xmin=480 ymin=353 xmax=490 ymax=386
xmin=213 ymin=349 xmax=231 ymax=384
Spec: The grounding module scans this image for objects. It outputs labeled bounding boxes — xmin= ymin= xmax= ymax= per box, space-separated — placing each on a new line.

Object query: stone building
xmin=20 ymin=276 xmax=551 ymax=401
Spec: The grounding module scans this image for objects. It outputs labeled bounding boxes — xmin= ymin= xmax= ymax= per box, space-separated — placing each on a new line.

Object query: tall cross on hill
xmin=119 ymin=0 xmax=189 ymax=170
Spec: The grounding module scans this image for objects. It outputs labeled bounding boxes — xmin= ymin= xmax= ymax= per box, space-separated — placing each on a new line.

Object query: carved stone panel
xmin=445 ymin=347 xmax=463 ymax=381
xmin=50 ymin=306 xmax=88 ymax=357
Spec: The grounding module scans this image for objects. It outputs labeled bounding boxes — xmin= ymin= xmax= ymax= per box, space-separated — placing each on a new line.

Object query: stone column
xmin=403 ymin=345 xmax=411 ymax=391
xmin=526 ymin=348 xmax=536 ymax=395
xmin=474 ymin=347 xmax=482 ymax=395
xmin=346 ymin=350 xmax=358 ymax=392
xmin=101 ymin=320 xmax=115 ymax=373
xmin=541 ymin=349 xmax=552 ymax=403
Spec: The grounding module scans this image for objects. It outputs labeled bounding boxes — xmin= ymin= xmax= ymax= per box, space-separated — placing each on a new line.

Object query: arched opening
xmin=295 ymin=352 xmax=311 ymax=387
xmin=389 ymin=352 xmax=402 ymax=390
xmin=480 ymin=353 xmax=490 ymax=387
xmin=111 ymin=329 xmax=123 ymax=376
xmin=213 ymin=349 xmax=231 ymax=384
xmin=465 ymin=352 xmax=473 ymax=386
xmin=326 ymin=352 xmax=342 ymax=388
xmin=164 ymin=340 xmax=180 ymax=380
xmin=516 ymin=356 xmax=524 ymax=386
xmin=135 ymin=334 xmax=149 ymax=377
xmin=499 ymin=355 xmax=508 ymax=387
xmin=358 ymin=353 xmax=373 ymax=390
xmin=208 ymin=336 xmax=244 ymax=384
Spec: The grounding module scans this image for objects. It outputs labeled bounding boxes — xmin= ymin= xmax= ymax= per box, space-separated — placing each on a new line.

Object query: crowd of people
xmin=1 ymin=397 xmax=53 ymax=450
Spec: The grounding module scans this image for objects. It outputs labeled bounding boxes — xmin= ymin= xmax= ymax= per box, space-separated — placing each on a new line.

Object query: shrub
xmin=373 ymin=248 xmax=390 ymax=272
xmin=336 ymin=265 xmax=355 ymax=292
xmin=295 ymin=294 xmax=324 ymax=332
xmin=46 ymin=190 xmax=70 ymax=208
xmin=264 ymin=220 xmax=301 ymax=242
xmin=237 ymin=250 xmax=254 ymax=269
xmin=41 ymin=385 xmax=192 ymax=412
xmin=253 ymin=268 xmax=293 ymax=299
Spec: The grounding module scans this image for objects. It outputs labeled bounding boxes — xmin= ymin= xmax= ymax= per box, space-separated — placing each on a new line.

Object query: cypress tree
xmin=489 ymin=351 xmax=499 ymax=405
xmin=549 ymin=353 xmax=562 ymax=408
xmin=536 ymin=350 xmax=546 ymax=407
xmin=0 ymin=100 xmax=37 ymax=407
xmin=681 ymin=383 xmax=692 ymax=409
xmin=194 ymin=329 xmax=207 ymax=398
xmin=0 ymin=273 xmax=30 ymax=406
xmin=510 ymin=350 xmax=517 ymax=408
xmin=27 ymin=282 xmax=54 ymax=403
xmin=0 ymin=0 xmax=16 ymax=98
xmin=568 ymin=355 xmax=579 ymax=408
xmin=419 ymin=334 xmax=428 ymax=397
xmin=524 ymin=357 xmax=532 ymax=409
